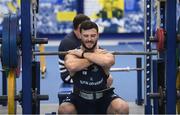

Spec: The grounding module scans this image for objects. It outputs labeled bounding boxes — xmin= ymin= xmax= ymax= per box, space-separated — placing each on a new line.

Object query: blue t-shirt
xmin=58 ymin=31 xmax=81 ymax=83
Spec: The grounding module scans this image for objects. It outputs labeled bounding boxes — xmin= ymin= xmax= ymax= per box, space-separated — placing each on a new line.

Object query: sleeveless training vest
xmin=72 ymin=64 xmax=108 ymax=91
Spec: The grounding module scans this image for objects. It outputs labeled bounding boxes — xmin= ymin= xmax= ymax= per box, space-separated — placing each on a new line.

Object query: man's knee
xmin=107 ymin=98 xmax=129 ymax=114
xmin=58 ymin=102 xmax=77 ymax=114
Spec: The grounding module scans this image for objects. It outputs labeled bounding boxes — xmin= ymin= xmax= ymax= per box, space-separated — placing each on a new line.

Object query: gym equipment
xmin=21 ymin=0 xmax=50 ymax=112
xmin=144 ymin=0 xmax=177 ymax=114
xmin=0 ymin=93 xmax=49 ymax=105
xmin=0 ymin=16 xmax=47 ymax=69
xmin=135 ymin=57 xmax=144 ymax=105
xmin=0 ymin=68 xmax=7 ymax=106
xmin=32 ymin=61 xmax=44 ymax=114
xmin=1 ymin=14 xmax=19 ymax=114
xmin=155 ymin=28 xmax=165 ymax=52
xmin=0 ymin=15 xmax=156 ymax=115
xmin=150 ymin=28 xmax=180 ymax=52
xmin=1 ymin=14 xmax=19 ymax=68
xmin=0 ymin=65 xmax=49 ymax=115
xmin=176 ymin=16 xmax=180 ymax=114
xmin=149 ymin=28 xmax=165 ymax=52
xmin=176 ymin=73 xmax=180 ymax=113
xmin=151 ymin=59 xmax=165 ymax=114
xmin=0 ymin=0 xmax=49 ymax=113
xmin=33 ymin=51 xmax=158 ymax=56
xmin=144 ymin=0 xmax=158 ymax=113
xmin=8 ymin=69 xmax=16 ymax=114
xmin=2 ymin=14 xmax=10 ymax=68
xmin=0 ymin=14 xmax=49 ymax=114
xmin=0 ymin=0 xmax=177 ymax=114
xmin=39 ymin=44 xmax=46 ymax=78
xmin=0 ymin=14 xmax=9 ymax=107
xmin=9 ymin=14 xmax=19 ymax=68
xmin=0 ymin=10 xmax=156 ymax=114
xmin=110 ymin=67 xmax=144 ymax=72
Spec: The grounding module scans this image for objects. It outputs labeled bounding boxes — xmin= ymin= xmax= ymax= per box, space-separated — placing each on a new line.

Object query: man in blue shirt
xmin=58 ymin=14 xmax=88 ymax=83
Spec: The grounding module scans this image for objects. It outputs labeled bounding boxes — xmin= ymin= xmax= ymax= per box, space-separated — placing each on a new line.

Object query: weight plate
xmin=9 ymin=14 xmax=18 ymax=68
xmin=2 ymin=14 xmax=10 ymax=68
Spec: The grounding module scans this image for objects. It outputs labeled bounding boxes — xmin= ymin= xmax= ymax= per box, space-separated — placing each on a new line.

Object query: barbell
xmin=0 ymin=67 xmax=143 ymax=72
xmin=149 ymin=89 xmax=180 ymax=106
xmin=33 ymin=51 xmax=158 ymax=56
xmin=110 ymin=67 xmax=144 ymax=72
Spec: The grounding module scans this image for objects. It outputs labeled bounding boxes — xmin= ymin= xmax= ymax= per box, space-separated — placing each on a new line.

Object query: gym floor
xmin=0 ymin=39 xmax=145 ymax=114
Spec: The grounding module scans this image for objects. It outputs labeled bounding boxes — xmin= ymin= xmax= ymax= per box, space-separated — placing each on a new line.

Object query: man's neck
xmin=73 ymin=30 xmax=79 ymax=39
xmin=81 ymin=45 xmax=99 ymax=52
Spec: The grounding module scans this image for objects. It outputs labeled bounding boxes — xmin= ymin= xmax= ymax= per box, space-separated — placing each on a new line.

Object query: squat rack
xmin=1 ymin=0 xmax=176 ymax=114
xmin=144 ymin=0 xmax=177 ymax=114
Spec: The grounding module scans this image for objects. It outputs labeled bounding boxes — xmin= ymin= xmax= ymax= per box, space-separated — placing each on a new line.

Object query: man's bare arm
xmin=83 ymin=49 xmax=115 ymax=68
xmin=64 ymin=54 xmax=92 ymax=73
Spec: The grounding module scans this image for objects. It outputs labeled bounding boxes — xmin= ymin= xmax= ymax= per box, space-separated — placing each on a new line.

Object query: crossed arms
xmin=64 ymin=48 xmax=115 ymax=75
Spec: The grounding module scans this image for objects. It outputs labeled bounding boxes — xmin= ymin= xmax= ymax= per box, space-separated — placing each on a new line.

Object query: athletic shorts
xmin=61 ymin=88 xmax=120 ymax=114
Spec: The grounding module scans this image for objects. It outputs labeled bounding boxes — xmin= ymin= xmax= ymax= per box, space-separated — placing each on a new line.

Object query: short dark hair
xmin=73 ymin=14 xmax=90 ymax=30
xmin=80 ymin=20 xmax=99 ymax=33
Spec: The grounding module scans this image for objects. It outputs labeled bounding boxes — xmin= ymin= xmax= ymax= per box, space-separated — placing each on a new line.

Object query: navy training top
xmin=58 ymin=31 xmax=81 ymax=83
xmin=72 ymin=63 xmax=108 ymax=91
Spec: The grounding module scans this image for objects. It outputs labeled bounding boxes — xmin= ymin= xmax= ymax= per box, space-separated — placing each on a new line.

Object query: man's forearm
xmin=65 ymin=58 xmax=92 ymax=72
xmin=83 ymin=52 xmax=115 ymax=67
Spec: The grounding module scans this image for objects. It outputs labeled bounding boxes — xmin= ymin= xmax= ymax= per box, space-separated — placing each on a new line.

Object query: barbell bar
xmin=0 ymin=94 xmax=49 ymax=102
xmin=33 ymin=51 xmax=158 ymax=56
xmin=0 ymin=37 xmax=48 ymax=44
xmin=0 ymin=67 xmax=143 ymax=72
xmin=110 ymin=67 xmax=144 ymax=72
xmin=149 ymin=90 xmax=180 ymax=100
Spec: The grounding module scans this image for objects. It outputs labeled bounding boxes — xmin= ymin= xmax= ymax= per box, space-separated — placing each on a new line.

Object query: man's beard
xmin=82 ymin=41 xmax=97 ymax=51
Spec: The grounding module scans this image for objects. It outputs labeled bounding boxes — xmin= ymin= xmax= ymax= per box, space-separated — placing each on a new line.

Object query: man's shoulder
xmin=64 ymin=32 xmax=75 ymax=39
xmin=62 ymin=32 xmax=79 ymax=44
xmin=61 ymin=36 xmax=74 ymax=45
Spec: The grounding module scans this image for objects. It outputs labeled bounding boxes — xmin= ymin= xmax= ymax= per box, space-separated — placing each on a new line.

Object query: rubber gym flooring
xmin=0 ymin=40 xmax=145 ymax=114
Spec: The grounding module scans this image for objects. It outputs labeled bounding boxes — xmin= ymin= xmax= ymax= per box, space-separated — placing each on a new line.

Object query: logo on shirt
xmin=80 ymin=78 xmax=103 ymax=86
xmin=92 ymin=65 xmax=98 ymax=72
xmin=82 ymin=71 xmax=87 ymax=75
